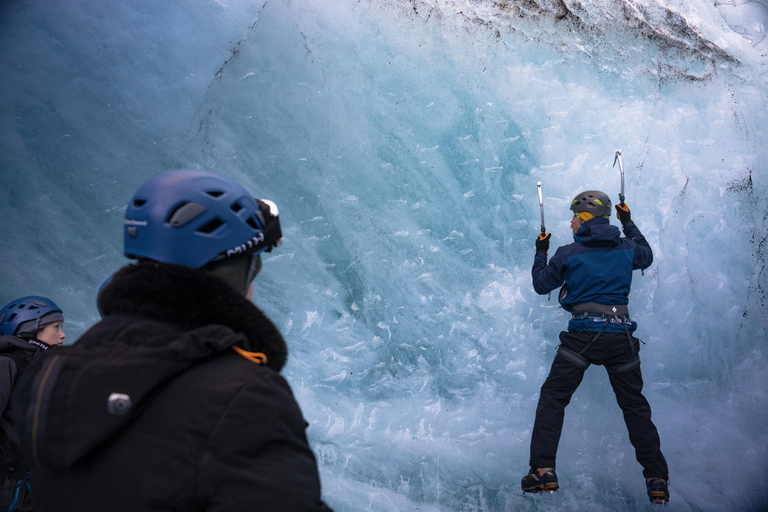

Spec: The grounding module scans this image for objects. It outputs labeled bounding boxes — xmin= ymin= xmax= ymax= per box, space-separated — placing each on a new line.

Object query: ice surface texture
xmin=1 ymin=0 xmax=766 ymax=510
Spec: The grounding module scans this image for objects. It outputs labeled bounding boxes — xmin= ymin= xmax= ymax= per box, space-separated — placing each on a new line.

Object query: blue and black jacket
xmin=532 ymin=217 xmax=652 ymax=333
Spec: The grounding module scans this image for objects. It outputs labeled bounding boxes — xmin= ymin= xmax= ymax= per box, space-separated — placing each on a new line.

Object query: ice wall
xmin=1 ymin=0 xmax=767 ymax=510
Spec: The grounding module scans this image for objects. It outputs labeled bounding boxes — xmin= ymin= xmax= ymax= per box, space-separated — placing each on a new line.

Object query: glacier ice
xmin=1 ymin=0 xmax=767 ymax=510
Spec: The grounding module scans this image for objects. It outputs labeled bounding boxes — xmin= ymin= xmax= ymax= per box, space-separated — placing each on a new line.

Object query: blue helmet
xmin=0 ymin=296 xmax=64 ymax=337
xmin=124 ymin=170 xmax=283 ymax=267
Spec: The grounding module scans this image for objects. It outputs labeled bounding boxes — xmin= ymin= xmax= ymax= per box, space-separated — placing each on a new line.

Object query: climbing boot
xmin=646 ymin=477 xmax=669 ymax=504
xmin=521 ymin=467 xmax=558 ymax=493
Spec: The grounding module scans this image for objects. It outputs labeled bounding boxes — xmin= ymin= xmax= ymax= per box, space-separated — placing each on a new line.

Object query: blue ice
xmin=1 ymin=0 xmax=767 ymax=510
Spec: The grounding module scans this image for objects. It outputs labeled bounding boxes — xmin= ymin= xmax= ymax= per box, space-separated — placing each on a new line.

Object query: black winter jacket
xmin=0 ymin=336 xmax=43 ymax=417
xmin=1 ymin=335 xmax=45 ymax=510
xmin=12 ymin=262 xmax=332 ymax=512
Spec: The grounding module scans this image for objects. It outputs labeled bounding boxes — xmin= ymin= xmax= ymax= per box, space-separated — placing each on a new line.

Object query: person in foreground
xmin=522 ymin=190 xmax=669 ymax=504
xmin=13 ymin=170 xmax=333 ymax=511
xmin=0 ymin=296 xmax=65 ymax=511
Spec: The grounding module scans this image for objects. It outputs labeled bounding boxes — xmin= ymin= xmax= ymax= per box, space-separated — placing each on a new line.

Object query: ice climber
xmin=0 ymin=296 xmax=66 ymax=511
xmin=12 ymin=170 xmax=333 ymax=511
xmin=522 ymin=191 xmax=669 ymax=504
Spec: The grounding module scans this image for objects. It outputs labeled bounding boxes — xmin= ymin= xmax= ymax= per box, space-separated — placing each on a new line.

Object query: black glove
xmin=615 ymin=203 xmax=631 ymax=226
xmin=535 ymin=233 xmax=550 ymax=253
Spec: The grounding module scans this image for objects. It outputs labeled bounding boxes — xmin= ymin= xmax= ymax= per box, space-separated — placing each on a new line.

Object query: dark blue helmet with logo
xmin=124 ymin=170 xmax=283 ymax=267
xmin=0 ymin=296 xmax=64 ymax=337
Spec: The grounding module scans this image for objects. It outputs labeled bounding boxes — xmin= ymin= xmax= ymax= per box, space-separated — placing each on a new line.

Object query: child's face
xmin=37 ymin=321 xmax=66 ymax=346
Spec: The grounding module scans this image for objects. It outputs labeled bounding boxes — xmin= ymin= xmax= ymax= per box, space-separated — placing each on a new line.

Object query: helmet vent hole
xmin=133 ymin=199 xmax=147 ymax=207
xmin=230 ymin=202 xmax=243 ymax=213
xmin=246 ymin=217 xmax=260 ymax=230
xmin=7 ymin=313 xmax=16 ymax=322
xmin=197 ymin=218 xmax=224 ymax=234
xmin=168 ymin=202 xmax=207 ymax=227
xmin=205 ymin=190 xmax=224 ymax=198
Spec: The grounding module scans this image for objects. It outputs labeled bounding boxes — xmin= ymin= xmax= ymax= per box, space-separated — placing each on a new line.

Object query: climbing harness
xmin=557 ymin=302 xmax=642 ymax=374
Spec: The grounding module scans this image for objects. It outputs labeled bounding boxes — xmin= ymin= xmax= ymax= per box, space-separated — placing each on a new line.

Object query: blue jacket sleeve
xmin=532 ymin=247 xmax=567 ymax=295
xmin=622 ymin=221 xmax=653 ymax=270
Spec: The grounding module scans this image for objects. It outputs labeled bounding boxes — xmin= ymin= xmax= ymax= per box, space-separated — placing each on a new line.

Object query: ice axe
xmin=537 ymin=181 xmax=553 ymax=300
xmin=613 ymin=149 xmax=643 ymax=275
xmin=537 ymin=181 xmax=546 ymax=236
xmin=613 ymin=149 xmax=625 ymax=206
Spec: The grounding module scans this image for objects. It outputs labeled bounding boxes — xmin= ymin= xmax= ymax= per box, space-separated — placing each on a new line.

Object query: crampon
xmin=646 ymin=478 xmax=669 ymax=505
xmin=521 ymin=468 xmax=559 ymax=494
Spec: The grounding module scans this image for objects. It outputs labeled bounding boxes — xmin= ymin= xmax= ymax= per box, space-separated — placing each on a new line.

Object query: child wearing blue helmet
xmin=0 ymin=296 xmax=66 ymax=348
xmin=13 ymin=170 xmax=332 ymax=511
xmin=0 ymin=295 xmax=65 ymax=511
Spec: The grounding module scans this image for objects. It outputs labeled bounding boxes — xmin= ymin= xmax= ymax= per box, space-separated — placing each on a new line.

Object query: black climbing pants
xmin=529 ymin=330 xmax=668 ymax=479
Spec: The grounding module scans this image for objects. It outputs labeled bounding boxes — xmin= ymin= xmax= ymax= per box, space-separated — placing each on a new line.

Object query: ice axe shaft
xmin=613 ymin=149 xmax=625 ymax=206
xmin=613 ymin=149 xmax=625 ymax=204
xmin=537 ymin=181 xmax=546 ymax=235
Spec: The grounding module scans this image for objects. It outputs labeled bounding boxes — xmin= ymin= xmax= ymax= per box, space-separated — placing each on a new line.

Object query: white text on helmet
xmin=226 ymin=233 xmax=265 ymax=257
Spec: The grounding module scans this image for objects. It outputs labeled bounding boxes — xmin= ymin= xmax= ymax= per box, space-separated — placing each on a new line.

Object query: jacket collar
xmin=25 ymin=338 xmax=51 ymax=351
xmin=0 ymin=334 xmax=46 ymax=354
xmin=99 ymin=261 xmax=288 ymax=371
xmin=573 ymin=217 xmax=620 ymax=246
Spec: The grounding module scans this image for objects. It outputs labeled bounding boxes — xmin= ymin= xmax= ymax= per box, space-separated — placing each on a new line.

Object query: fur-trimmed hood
xmin=99 ymin=261 xmax=287 ymax=371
